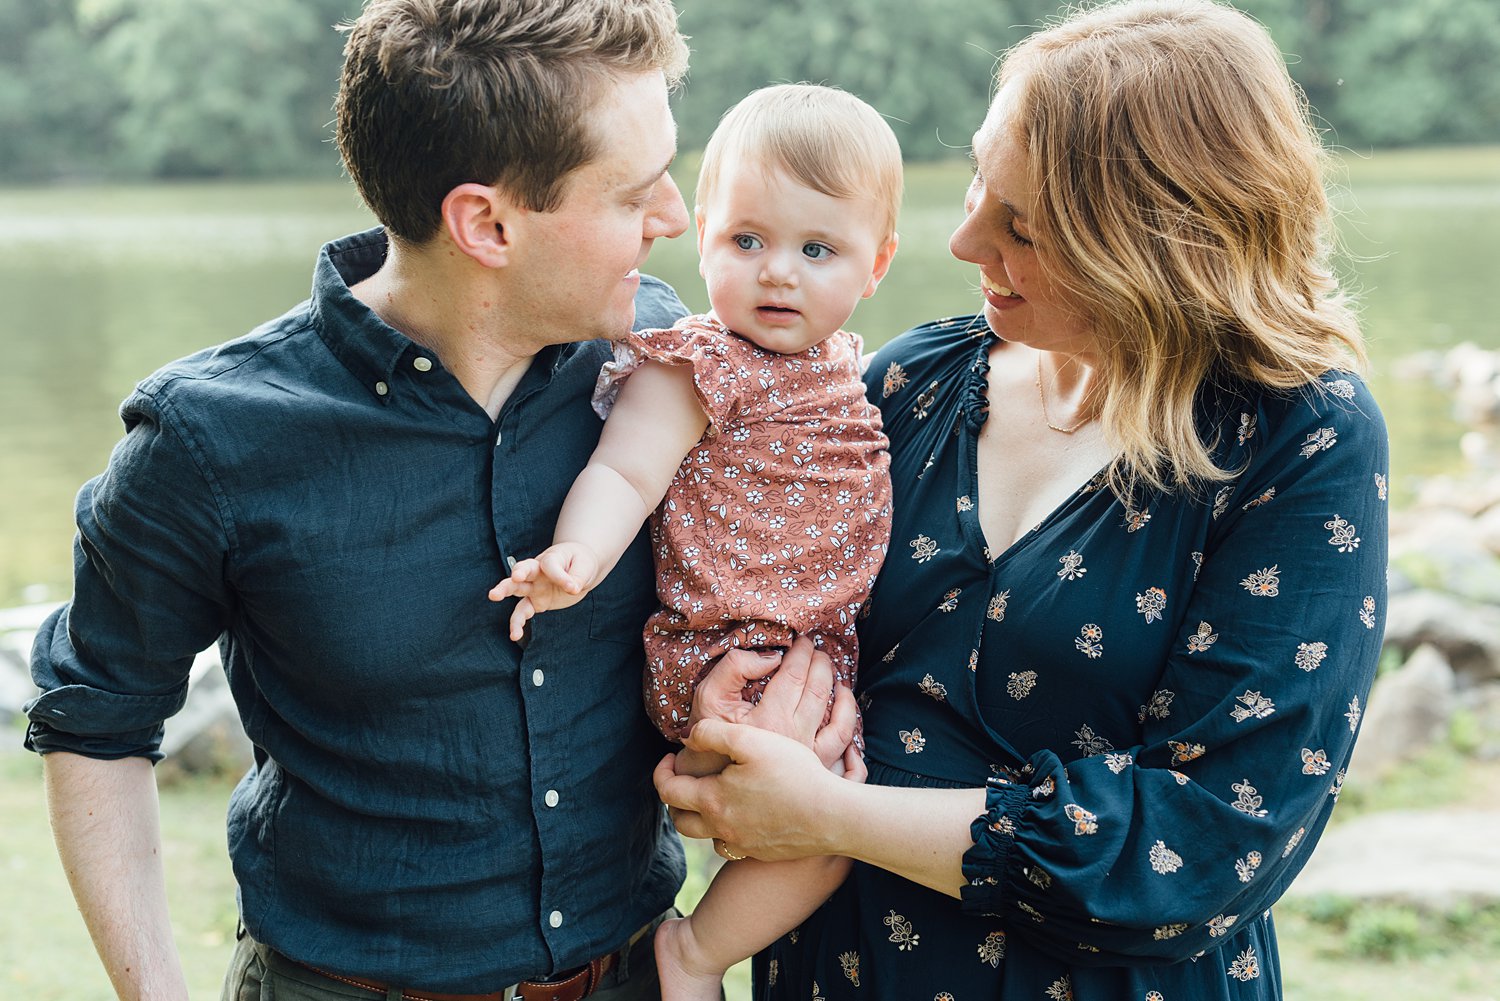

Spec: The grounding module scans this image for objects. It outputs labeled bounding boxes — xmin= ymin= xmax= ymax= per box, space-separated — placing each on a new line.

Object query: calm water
xmin=2 ymin=149 xmax=1497 ymax=607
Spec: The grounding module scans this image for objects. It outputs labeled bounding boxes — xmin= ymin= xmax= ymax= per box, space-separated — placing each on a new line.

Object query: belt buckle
xmin=502 ymin=988 xmax=519 ymax=1001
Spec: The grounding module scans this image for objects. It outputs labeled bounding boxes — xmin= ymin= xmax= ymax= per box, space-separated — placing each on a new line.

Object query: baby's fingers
xmin=509 ymin=598 xmax=536 ymax=642
xmin=537 ymin=551 xmax=585 ymax=594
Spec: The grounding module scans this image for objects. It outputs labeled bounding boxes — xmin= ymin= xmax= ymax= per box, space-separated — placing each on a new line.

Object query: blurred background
xmin=1 ymin=0 xmax=1498 ymax=998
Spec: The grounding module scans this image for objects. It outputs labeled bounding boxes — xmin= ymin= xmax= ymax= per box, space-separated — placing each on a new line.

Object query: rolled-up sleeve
xmin=26 ymin=384 xmax=234 ymax=760
xmin=957 ymin=375 xmax=1388 ymax=965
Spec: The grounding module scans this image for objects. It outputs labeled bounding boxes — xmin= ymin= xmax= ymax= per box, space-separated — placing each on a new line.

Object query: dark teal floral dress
xmin=754 ymin=316 xmax=1389 ymax=1001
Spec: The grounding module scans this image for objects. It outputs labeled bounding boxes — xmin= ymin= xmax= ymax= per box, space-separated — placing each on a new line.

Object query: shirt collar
xmin=309 ymin=227 xmax=424 ymax=404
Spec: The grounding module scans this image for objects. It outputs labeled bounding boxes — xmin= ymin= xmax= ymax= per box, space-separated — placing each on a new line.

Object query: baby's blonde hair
xmin=695 ymin=83 xmax=903 ymax=241
xmin=1000 ymin=0 xmax=1365 ymax=495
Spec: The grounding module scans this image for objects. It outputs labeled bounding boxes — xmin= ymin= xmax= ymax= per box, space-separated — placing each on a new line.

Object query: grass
xmin=6 ymin=716 xmax=1500 ymax=1000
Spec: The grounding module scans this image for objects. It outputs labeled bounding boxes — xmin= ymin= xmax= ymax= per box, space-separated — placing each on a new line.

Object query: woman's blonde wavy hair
xmin=998 ymin=0 xmax=1365 ymax=496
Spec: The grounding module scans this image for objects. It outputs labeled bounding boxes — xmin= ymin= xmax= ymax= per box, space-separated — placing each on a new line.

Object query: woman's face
xmin=949 ymin=77 xmax=1096 ymax=356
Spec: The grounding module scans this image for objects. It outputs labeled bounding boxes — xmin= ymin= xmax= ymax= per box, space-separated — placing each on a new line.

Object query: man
xmin=26 ymin=1 xmax=695 ymax=997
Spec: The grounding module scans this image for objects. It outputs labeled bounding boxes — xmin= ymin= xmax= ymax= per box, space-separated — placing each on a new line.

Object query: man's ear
xmin=441 ymin=183 xmax=517 ymax=268
xmin=862 ymin=232 xmax=900 ymax=298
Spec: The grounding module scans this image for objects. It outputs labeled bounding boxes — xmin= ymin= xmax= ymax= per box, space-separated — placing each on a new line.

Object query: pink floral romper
xmin=595 ymin=314 xmax=893 ymax=739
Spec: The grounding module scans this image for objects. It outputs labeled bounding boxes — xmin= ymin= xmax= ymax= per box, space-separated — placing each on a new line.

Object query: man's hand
xmin=487 ymin=543 xmax=600 ymax=640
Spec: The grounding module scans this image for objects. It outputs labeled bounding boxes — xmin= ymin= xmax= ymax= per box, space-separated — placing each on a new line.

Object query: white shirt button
xmin=532 ymin=669 xmax=545 ymax=687
xmin=374 ymin=381 xmax=389 ymax=396
xmin=549 ymin=910 xmax=563 ymax=928
xmin=413 ymin=357 xmax=433 ymax=372
xmin=544 ymin=789 xmax=559 ymax=808
xmin=495 ymin=431 xmax=504 ymax=448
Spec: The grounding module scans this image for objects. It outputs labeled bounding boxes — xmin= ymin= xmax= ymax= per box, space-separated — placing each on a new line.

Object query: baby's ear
xmin=863 ymin=232 xmax=900 ymax=298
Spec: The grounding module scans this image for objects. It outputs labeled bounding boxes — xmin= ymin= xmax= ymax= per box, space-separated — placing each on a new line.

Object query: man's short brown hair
xmin=335 ymin=0 xmax=688 ymax=244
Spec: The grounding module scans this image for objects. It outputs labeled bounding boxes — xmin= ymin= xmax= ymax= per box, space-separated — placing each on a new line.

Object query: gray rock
xmin=1288 ymin=808 xmax=1500 ymax=907
xmin=1381 ymin=589 xmax=1500 ymax=684
xmin=1349 ymin=644 xmax=1456 ymax=777
xmin=158 ymin=648 xmax=253 ymax=780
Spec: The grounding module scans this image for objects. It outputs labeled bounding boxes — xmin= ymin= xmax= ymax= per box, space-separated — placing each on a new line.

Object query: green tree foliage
xmin=0 ymin=0 xmax=1495 ymax=183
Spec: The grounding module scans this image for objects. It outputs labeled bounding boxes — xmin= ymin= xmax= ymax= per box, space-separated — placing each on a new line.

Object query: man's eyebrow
xmin=625 ymin=154 xmax=676 ymax=195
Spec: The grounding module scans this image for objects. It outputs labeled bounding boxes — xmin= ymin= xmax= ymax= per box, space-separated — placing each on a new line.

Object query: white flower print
xmin=987 ymin=590 xmax=1010 ymax=622
xmin=938 ymin=588 xmax=961 ymax=612
xmin=881 ymin=644 xmax=900 ymax=664
xmin=1104 ymin=752 xmax=1133 ymax=774
xmin=1075 ymin=623 xmax=1103 ymax=659
xmin=1072 ymin=724 xmax=1114 ymax=756
xmin=1331 ymin=768 xmax=1347 ymax=800
xmin=1235 ymin=850 xmax=1263 ymax=883
xmin=1191 ymin=551 xmax=1204 ymax=580
xmin=1186 ymin=621 xmax=1219 ymax=653
xmin=1212 ymin=485 xmax=1233 ymax=520
xmin=1007 ymin=670 xmax=1037 ymax=699
xmin=957 ymin=494 xmax=974 ymax=512
xmin=1295 ymin=641 xmax=1328 ymax=672
xmin=1065 ymin=803 xmax=1099 ymax=835
xmin=900 ymin=728 xmax=926 ymax=754
xmin=838 ymin=951 xmax=860 ymax=987
xmin=968 ymin=649 xmax=979 ymax=673
xmin=1208 ymin=913 xmax=1239 ymax=938
xmin=1124 ymin=506 xmax=1152 ymax=532
xmin=1169 ymin=740 xmax=1205 ymax=766
xmin=919 ymin=674 xmax=948 ymax=702
xmin=1153 ymin=923 xmax=1189 ymax=941
xmin=1148 ymin=840 xmax=1184 ymax=875
xmin=883 ymin=910 xmax=920 ymax=950
xmin=1238 ymin=412 xmax=1258 ymax=444
xmin=1327 ymin=378 xmax=1356 ymax=399
xmin=977 ymin=930 xmax=1006 ymax=967
xmin=1301 ymin=747 xmax=1331 ymax=776
xmin=1360 ymin=595 xmax=1377 ymax=629
xmin=1058 ymin=550 xmax=1087 ymax=581
xmin=881 ymin=362 xmax=908 ymax=397
xmin=910 ymin=534 xmax=940 ymax=563
xmin=1231 ymin=690 xmax=1276 ymax=723
xmin=1046 ymin=976 xmax=1074 ymax=1001
xmin=811 ymin=980 xmax=821 ymax=1000
xmin=1300 ymin=427 xmax=1338 ymax=457
xmin=1033 ymin=776 xmax=1056 ymax=800
xmin=1146 ymin=993 xmax=1166 ymax=1001
xmin=1375 ymin=472 xmax=1388 ymax=500
xmin=1231 ymin=778 xmax=1268 ymax=818
xmin=1228 ymin=945 xmax=1260 ymax=982
xmin=1325 ymin=514 xmax=1361 ymax=553
xmin=935 ymin=995 xmax=955 ymax=1001
xmin=1026 ymin=865 xmax=1053 ymax=889
xmin=1346 ymin=695 xmax=1362 ymax=733
xmin=1241 ymin=565 xmax=1281 ymax=597
xmin=767 ymin=959 xmax=778 ymax=988
xmin=1135 ymin=586 xmax=1167 ymax=624
xmin=1283 ymin=826 xmax=1306 ymax=858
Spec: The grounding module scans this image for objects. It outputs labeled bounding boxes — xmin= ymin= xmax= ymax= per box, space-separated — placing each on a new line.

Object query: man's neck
xmin=350 ymin=241 xmax=536 ymax=420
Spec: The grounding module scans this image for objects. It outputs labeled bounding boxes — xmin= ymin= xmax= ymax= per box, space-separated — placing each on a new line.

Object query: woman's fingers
xmin=813 ymin=681 xmax=859 ymax=770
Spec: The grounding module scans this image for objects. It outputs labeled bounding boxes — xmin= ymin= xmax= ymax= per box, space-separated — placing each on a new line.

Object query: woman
xmin=656 ymin=1 xmax=1388 ymax=998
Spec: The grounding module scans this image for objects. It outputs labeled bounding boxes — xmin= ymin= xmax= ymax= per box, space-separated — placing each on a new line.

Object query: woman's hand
xmin=654 ymin=718 xmax=851 ymax=861
xmin=687 ymin=635 xmax=860 ymax=771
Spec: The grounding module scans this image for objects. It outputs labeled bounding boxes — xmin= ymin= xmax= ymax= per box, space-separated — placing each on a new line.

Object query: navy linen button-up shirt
xmin=25 ymin=228 xmax=688 ymax=992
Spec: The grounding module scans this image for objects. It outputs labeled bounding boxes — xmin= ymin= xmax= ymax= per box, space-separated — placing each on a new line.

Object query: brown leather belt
xmin=285 ymin=919 xmax=652 ymax=1001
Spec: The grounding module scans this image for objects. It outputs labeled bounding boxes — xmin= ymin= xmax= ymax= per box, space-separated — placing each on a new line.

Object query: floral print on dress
xmin=957 ymin=494 xmax=974 ymax=512
xmin=1282 ymin=827 xmax=1306 ymax=858
xmin=1231 ymin=779 xmax=1268 ymax=818
xmin=1294 ymin=642 xmax=1328 ymax=672
xmin=901 ymin=728 xmax=927 ymax=754
xmin=1169 ymin=740 xmax=1205 ymax=766
xmin=1064 ymin=803 xmax=1100 ymax=835
xmin=1008 ymin=671 xmax=1038 ymax=699
xmin=1300 ymin=428 xmax=1338 ymax=457
xmin=911 ymin=535 xmax=940 ymax=563
xmin=882 ymin=362 xmax=909 ymax=398
xmin=1148 ymin=841 xmax=1184 ymax=875
xmin=987 ymin=590 xmax=1010 ymax=622
xmin=838 ymin=951 xmax=860 ymax=987
xmin=1186 ymin=621 xmax=1219 ymax=653
xmin=977 ymin=930 xmax=1006 ymax=967
xmin=1212 ymin=486 xmax=1233 ymax=520
xmin=1124 ymin=506 xmax=1153 ymax=532
xmin=1075 ymin=623 xmax=1103 ymax=659
xmin=1326 ymin=379 xmax=1356 ymax=399
xmin=884 ymin=910 xmax=920 ymax=951
xmin=919 ymin=674 xmax=948 ymax=702
xmin=1105 ymin=752 xmax=1133 ymax=774
xmin=1046 ymin=976 xmax=1074 ymax=1001
xmin=1345 ymin=695 xmax=1362 ymax=733
xmin=1242 ymin=487 xmax=1276 ymax=511
xmin=1360 ymin=595 xmax=1376 ymax=629
xmin=1240 ymin=566 xmax=1280 ymax=597
xmin=1072 ymin=724 xmax=1114 ymax=756
xmin=1058 ymin=550 xmax=1087 ymax=580
xmin=1135 ymin=587 xmax=1167 ymax=624
xmin=939 ymin=588 xmax=962 ymax=612
xmin=1300 ymin=747 xmax=1330 ymax=776
xmin=1228 ymin=945 xmax=1260 ymax=982
xmin=913 ymin=381 xmax=939 ymax=419
xmin=1207 ymin=913 xmax=1239 ymax=938
xmin=1138 ymin=689 xmax=1174 ymax=722
xmin=1231 ymin=691 xmax=1276 ymax=723
xmin=1238 ymin=412 xmax=1258 ymax=445
xmin=1325 ymin=514 xmax=1361 ymax=553
xmin=1235 ymin=851 xmax=1263 ymax=883
xmin=1375 ymin=472 xmax=1388 ymax=500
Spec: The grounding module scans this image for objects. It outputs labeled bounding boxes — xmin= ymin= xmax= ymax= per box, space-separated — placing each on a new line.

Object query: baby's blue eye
xmin=803 ymin=242 xmax=834 ymax=260
xmin=734 ymin=234 xmax=762 ymax=251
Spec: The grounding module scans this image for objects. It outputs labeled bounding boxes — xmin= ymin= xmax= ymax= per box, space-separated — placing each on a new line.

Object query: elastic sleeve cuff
xmin=959 ymin=776 xmax=1030 ymax=917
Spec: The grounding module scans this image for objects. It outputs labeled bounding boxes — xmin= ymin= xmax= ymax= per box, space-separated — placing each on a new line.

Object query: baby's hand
xmin=487 ymin=543 xmax=601 ymax=641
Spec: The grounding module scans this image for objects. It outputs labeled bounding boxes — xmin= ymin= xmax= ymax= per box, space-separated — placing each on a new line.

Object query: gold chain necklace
xmin=1035 ymin=354 xmax=1092 ymax=434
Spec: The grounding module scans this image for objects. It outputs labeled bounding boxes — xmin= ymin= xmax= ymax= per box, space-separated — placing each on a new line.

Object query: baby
xmin=491 ymin=83 xmax=900 ymax=1000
